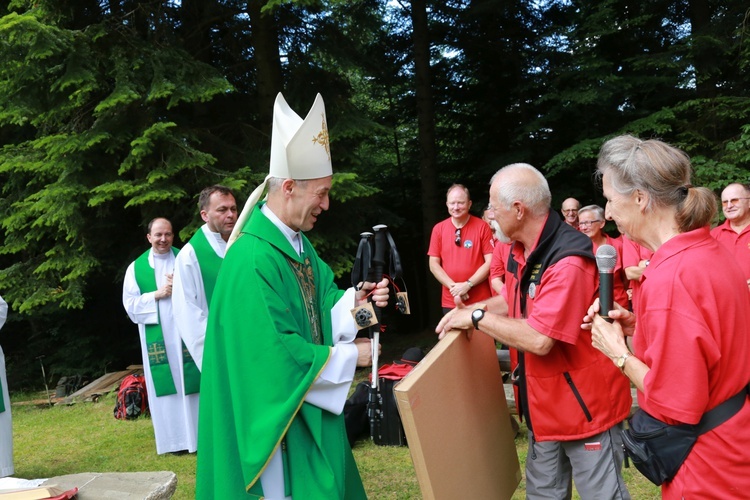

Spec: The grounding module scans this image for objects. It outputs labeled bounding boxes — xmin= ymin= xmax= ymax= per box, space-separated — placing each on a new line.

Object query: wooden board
xmin=61 ymin=365 xmax=143 ymax=403
xmin=394 ymin=330 xmax=521 ymax=500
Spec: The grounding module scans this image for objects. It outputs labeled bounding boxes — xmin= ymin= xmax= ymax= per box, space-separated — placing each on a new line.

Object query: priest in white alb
xmin=0 ymin=294 xmax=13 ymax=478
xmin=172 ymin=185 xmax=237 ymax=450
xmin=122 ymin=217 xmax=197 ymax=454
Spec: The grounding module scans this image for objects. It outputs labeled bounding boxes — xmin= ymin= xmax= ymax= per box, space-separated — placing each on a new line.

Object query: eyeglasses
xmin=562 ymin=209 xmax=579 ymax=214
xmin=721 ymin=197 xmax=750 ymax=207
xmin=454 ymin=228 xmax=462 ymax=246
xmin=578 ymin=220 xmax=603 ymax=227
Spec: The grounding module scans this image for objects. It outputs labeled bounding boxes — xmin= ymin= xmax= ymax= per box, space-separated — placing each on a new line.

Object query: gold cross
xmin=147 ymin=342 xmax=168 ymax=365
xmin=311 ymin=114 xmax=331 ymax=161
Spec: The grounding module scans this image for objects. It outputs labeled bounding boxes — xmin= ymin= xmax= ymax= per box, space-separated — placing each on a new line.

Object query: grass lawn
xmin=7 ymin=328 xmax=660 ymax=498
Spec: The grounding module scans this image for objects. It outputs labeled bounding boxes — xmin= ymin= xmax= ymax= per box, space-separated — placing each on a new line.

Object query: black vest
xmin=506 ymin=214 xmax=594 ymax=431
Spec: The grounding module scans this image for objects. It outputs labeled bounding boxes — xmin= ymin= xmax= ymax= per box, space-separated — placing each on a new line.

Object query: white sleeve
xmin=305 ymin=288 xmax=360 ymax=414
xmin=122 ymin=262 xmax=158 ymax=325
xmin=172 ymin=246 xmax=206 ymax=370
xmin=0 ymin=295 xmax=7 ymax=330
xmin=330 ymin=288 xmax=359 ymax=344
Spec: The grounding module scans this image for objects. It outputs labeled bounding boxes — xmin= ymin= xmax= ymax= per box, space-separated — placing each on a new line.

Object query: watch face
xmin=472 ymin=309 xmax=484 ymax=329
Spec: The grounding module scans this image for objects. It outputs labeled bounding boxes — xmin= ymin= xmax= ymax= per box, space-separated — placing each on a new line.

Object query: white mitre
xmin=228 ymin=93 xmax=332 ymax=248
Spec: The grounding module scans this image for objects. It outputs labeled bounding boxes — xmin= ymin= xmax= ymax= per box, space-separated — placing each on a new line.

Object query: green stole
xmin=184 ymin=227 xmax=223 ymax=390
xmin=133 ymin=248 xmax=200 ymax=396
xmin=287 ymin=253 xmax=323 ymax=346
xmin=189 ymin=227 xmax=222 ymax=304
xmin=0 ymin=305 xmax=5 ymax=413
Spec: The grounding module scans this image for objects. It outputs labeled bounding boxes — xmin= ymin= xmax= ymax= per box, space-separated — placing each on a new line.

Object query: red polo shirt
xmin=635 ymin=227 xmax=750 ymax=499
xmin=710 ymin=219 xmax=750 ymax=281
xmin=489 ymin=241 xmax=511 ymax=296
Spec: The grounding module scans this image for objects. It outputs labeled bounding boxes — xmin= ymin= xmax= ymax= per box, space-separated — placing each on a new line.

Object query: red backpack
xmin=113 ymin=374 xmax=149 ymax=420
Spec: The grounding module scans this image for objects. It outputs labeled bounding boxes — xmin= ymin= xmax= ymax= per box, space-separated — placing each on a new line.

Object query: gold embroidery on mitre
xmin=311 ymin=113 xmax=331 ymax=161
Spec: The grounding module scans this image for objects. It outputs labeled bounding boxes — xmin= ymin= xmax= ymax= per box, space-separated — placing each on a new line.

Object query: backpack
xmin=344 ymin=381 xmax=370 ymax=447
xmin=113 ymin=374 xmax=149 ymax=420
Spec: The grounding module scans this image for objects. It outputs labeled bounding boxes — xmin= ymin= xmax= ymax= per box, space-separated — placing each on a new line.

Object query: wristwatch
xmin=471 ymin=309 xmax=485 ymax=330
xmin=467 ymin=279 xmax=474 ymax=288
xmin=616 ymin=352 xmax=631 ymax=371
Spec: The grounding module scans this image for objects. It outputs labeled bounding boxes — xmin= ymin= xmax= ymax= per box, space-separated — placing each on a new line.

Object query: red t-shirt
xmin=635 ymin=227 xmax=750 ymax=499
xmin=428 ymin=215 xmax=493 ymax=308
xmin=621 ymin=235 xmax=654 ymax=309
xmin=489 ymin=241 xmax=511 ymax=295
xmin=710 ymin=219 xmax=750 ymax=281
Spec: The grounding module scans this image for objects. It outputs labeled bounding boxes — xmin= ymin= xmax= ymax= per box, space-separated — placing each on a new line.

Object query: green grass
xmin=7 ymin=329 xmax=660 ymax=498
xmin=11 ymin=394 xmax=196 ymax=498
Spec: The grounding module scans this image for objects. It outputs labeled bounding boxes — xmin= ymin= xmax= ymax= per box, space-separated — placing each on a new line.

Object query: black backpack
xmin=113 ymin=374 xmax=149 ymax=420
xmin=344 ymin=381 xmax=370 ymax=447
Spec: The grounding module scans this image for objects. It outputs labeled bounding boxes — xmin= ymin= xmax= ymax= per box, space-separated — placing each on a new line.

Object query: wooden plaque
xmin=394 ymin=330 xmax=521 ymax=499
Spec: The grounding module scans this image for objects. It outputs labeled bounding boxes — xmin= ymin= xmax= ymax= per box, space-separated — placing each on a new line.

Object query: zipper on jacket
xmin=563 ymin=372 xmax=593 ymax=422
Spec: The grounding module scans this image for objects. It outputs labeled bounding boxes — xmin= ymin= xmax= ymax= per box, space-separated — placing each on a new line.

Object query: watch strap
xmin=471 ymin=309 xmax=484 ymax=330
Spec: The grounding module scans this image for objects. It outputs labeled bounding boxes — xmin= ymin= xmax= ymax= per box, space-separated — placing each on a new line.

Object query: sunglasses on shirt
xmin=454 ymin=227 xmax=461 ymax=246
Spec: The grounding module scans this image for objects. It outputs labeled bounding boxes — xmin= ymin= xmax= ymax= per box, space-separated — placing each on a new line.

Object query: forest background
xmin=0 ymin=0 xmax=748 ymax=389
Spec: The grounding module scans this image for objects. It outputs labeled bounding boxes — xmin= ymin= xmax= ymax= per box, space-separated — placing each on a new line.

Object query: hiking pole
xmin=367 ymin=224 xmax=389 ymax=442
xmin=352 ymin=231 xmax=381 ymax=442
xmin=36 ymin=355 xmax=53 ymax=407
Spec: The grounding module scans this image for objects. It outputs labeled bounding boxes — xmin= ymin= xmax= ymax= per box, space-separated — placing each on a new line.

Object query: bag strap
xmin=696 ymin=383 xmax=749 ymax=435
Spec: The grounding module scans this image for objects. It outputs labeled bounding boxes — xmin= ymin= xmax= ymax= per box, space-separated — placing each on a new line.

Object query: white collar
xmin=261 ymin=204 xmax=303 ymax=256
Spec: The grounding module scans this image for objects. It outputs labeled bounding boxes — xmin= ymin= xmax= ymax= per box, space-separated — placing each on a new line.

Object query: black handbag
xmin=622 ymin=385 xmax=749 ymax=485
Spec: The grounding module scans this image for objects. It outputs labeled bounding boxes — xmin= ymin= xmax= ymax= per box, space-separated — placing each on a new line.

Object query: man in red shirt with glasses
xmin=428 ymin=184 xmax=494 ymax=314
xmin=561 ymin=197 xmax=581 ymax=228
xmin=711 ymin=182 xmax=750 ymax=291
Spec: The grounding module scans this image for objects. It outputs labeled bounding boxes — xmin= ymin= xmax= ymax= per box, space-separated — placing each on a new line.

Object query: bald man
xmin=561 ymin=197 xmax=581 ymax=228
xmin=711 ymin=183 xmax=750 ymax=291
xmin=438 ymin=164 xmax=631 ymax=500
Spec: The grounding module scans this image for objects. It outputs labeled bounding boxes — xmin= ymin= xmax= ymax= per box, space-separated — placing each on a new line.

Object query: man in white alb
xmin=172 ymin=185 xmax=237 ymax=450
xmin=122 ymin=217 xmax=197 ymax=454
xmin=0 ymin=294 xmax=13 ymax=477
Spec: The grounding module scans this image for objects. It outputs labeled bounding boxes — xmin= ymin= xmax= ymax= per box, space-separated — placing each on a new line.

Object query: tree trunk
xmin=689 ymin=0 xmax=715 ymax=98
xmin=410 ymin=0 xmax=441 ymax=325
xmin=248 ymin=0 xmax=284 ymax=133
xmin=180 ymin=0 xmax=212 ymax=64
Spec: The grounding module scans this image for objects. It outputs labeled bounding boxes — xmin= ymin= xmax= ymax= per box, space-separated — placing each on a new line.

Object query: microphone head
xmin=595 ymin=244 xmax=617 ymax=273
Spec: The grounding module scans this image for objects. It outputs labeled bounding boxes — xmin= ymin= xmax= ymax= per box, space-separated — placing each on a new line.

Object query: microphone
xmin=595 ymin=244 xmax=617 ymax=323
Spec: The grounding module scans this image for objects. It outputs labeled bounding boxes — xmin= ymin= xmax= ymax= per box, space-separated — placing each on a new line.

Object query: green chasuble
xmin=196 ymin=203 xmax=367 ymax=500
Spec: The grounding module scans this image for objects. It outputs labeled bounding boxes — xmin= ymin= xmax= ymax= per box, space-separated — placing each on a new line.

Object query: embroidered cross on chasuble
xmin=287 ymin=255 xmax=324 ymax=345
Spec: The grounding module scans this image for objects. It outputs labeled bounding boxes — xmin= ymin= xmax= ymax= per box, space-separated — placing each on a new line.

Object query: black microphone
xmin=595 ymin=244 xmax=617 ymax=323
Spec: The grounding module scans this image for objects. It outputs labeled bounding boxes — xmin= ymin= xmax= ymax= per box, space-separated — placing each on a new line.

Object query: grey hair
xmin=578 ymin=204 xmax=605 ymax=220
xmin=490 ymin=163 xmax=551 ymax=217
xmin=267 ymin=177 xmax=309 ymax=193
xmin=596 ymin=135 xmax=716 ymax=232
